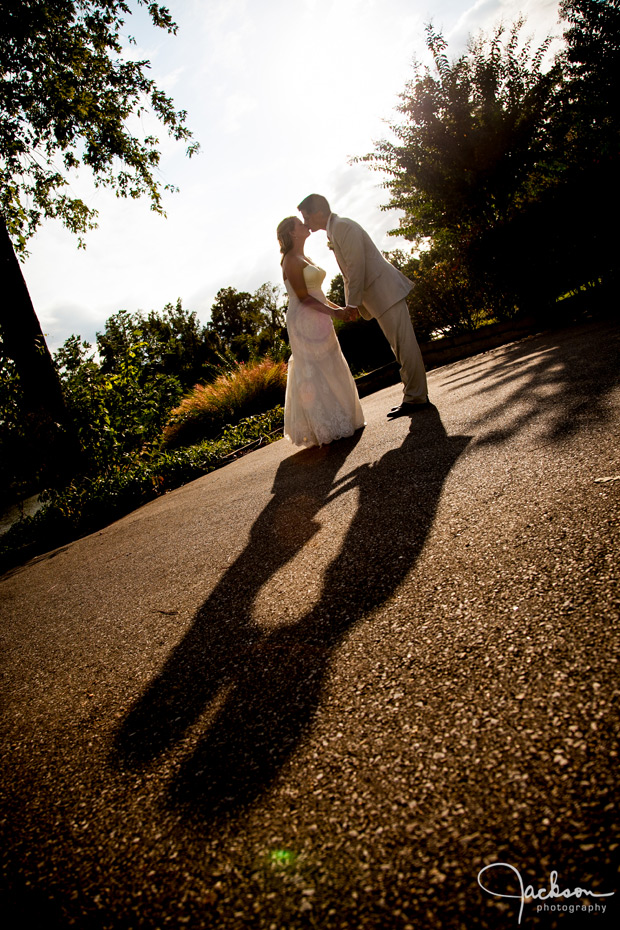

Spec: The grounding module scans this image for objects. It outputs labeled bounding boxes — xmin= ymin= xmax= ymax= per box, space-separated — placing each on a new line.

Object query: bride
xmin=277 ymin=216 xmax=365 ymax=448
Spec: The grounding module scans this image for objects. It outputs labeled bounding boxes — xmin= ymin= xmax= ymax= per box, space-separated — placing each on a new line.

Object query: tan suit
xmin=326 ymin=213 xmax=428 ymax=404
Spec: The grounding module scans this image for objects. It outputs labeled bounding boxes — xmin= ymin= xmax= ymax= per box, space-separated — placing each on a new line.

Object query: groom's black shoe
xmin=387 ymin=400 xmax=431 ymax=418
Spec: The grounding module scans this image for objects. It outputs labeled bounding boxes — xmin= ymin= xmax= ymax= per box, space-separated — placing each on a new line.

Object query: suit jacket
xmin=326 ymin=214 xmax=413 ymax=320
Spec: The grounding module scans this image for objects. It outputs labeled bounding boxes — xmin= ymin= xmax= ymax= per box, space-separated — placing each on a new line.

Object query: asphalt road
xmin=1 ymin=319 xmax=619 ymax=930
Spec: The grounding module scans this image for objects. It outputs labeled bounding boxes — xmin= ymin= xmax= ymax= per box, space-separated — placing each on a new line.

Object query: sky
xmin=21 ymin=0 xmax=564 ymax=352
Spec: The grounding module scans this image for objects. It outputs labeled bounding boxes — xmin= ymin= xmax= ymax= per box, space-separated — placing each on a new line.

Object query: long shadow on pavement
xmin=113 ymin=407 xmax=470 ymax=823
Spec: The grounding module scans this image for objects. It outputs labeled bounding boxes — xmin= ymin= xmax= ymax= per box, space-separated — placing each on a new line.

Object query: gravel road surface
xmin=1 ymin=320 xmax=618 ymax=929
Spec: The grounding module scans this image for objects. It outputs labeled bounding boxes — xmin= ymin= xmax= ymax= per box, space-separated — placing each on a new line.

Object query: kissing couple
xmin=277 ymin=194 xmax=430 ymax=449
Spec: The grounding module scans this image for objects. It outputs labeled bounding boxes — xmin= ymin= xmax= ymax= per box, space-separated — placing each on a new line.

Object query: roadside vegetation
xmin=0 ymin=407 xmax=283 ymax=572
xmin=163 ymin=358 xmax=287 ymax=449
xmin=0 ymin=295 xmax=287 ymax=570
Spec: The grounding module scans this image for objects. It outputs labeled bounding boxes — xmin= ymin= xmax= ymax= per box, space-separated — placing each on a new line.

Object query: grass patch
xmin=0 ymin=407 xmax=284 ymax=572
xmin=163 ymin=358 xmax=287 ymax=448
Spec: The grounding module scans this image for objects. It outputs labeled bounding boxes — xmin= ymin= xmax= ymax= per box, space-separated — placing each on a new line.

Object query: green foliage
xmin=356 ymin=20 xmax=559 ymax=324
xmin=0 ymin=2 xmax=198 ymax=498
xmin=0 ymin=0 xmax=198 ymax=254
xmin=254 ymin=282 xmax=288 ymax=351
xmin=163 ymin=358 xmax=288 ymax=448
xmin=55 ymin=332 xmax=183 ymax=474
xmin=0 ymin=408 xmax=284 ymax=571
xmin=327 ymin=274 xmax=346 ymax=308
xmin=207 ymin=287 xmax=261 ymax=345
xmin=359 ymin=10 xmax=619 ymax=329
xmin=0 ymin=348 xmax=31 ymax=502
xmin=365 ymin=20 xmax=559 ymax=249
xmin=405 ymin=251 xmax=490 ymax=336
xmin=1 ymin=293 xmax=290 ymax=503
xmin=0 ymin=329 xmax=79 ymax=499
xmin=265 ymin=335 xmax=291 ymax=364
xmin=50 ymin=299 xmax=230 ymax=476
xmin=207 ymin=283 xmax=287 ymax=361
xmin=97 ymin=301 xmax=221 ymax=389
xmin=560 ymin=0 xmax=620 ymax=141
xmin=549 ymin=0 xmax=620 ymax=291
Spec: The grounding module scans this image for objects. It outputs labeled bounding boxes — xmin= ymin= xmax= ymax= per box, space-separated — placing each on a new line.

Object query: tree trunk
xmin=0 ymin=214 xmax=81 ymax=486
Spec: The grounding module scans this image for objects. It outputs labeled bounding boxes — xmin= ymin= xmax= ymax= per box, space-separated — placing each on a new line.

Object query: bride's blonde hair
xmin=277 ymin=216 xmax=297 ymax=263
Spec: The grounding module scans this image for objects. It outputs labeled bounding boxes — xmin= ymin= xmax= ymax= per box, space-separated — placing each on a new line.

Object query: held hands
xmin=334 ymin=305 xmax=360 ymax=322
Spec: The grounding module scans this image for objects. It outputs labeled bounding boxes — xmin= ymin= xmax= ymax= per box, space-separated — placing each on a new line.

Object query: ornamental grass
xmin=163 ymin=357 xmax=287 ymax=448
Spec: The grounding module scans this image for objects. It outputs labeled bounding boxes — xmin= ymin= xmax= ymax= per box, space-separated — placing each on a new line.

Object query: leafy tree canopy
xmin=253 ymin=282 xmax=286 ymax=334
xmin=360 ymin=20 xmax=561 ymax=249
xmin=208 ymin=287 xmax=268 ymax=346
xmin=53 ymin=329 xmax=183 ymax=473
xmin=0 ymin=0 xmax=199 ymax=255
xmin=561 ymin=0 xmax=620 ymax=90
xmin=559 ymin=0 xmax=620 ymax=151
xmin=95 ymin=301 xmax=221 ymax=390
xmin=326 ymin=274 xmax=345 ymax=308
xmin=207 ymin=284 xmax=288 ymax=361
xmin=358 ymin=4 xmax=620 ymax=327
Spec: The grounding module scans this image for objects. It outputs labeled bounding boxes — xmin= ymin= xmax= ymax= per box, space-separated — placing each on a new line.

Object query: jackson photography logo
xmin=477 ymin=862 xmax=615 ymax=924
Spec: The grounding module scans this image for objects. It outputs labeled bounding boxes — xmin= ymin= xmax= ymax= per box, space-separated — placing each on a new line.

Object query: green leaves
xmin=0 ymin=0 xmax=198 ymax=254
xmin=54 ymin=329 xmax=182 ymax=475
xmin=360 ymin=8 xmax=620 ymax=329
xmin=49 ymin=297 xmax=286 ymax=478
xmin=207 ymin=283 xmax=287 ymax=362
xmin=375 ymin=19 xmax=561 ymax=245
xmin=0 ymin=406 xmax=285 ymax=571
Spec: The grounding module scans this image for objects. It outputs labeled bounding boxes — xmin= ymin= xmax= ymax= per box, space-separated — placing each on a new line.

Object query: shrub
xmin=407 ymin=256 xmax=492 ymax=337
xmin=54 ymin=335 xmax=183 ymax=475
xmin=0 ymin=408 xmax=284 ymax=571
xmin=163 ymin=357 xmax=287 ymax=448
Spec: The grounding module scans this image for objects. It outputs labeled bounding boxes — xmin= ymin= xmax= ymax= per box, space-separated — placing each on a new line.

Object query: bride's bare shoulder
xmin=282 ymin=252 xmax=306 ymax=281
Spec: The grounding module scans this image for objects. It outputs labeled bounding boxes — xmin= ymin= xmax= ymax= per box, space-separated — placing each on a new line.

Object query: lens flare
xmin=269 ymin=849 xmax=297 ymax=867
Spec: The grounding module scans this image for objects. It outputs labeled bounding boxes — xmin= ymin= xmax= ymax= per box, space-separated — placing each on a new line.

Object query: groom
xmin=298 ymin=194 xmax=428 ymax=418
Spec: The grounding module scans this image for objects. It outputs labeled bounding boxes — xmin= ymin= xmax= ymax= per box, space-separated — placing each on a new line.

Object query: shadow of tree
xmin=113 ymin=408 xmax=469 ymax=823
xmin=443 ymin=322 xmax=620 ymax=446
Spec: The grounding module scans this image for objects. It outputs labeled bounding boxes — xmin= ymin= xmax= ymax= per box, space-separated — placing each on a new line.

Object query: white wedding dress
xmin=283 ymin=263 xmax=365 ymax=447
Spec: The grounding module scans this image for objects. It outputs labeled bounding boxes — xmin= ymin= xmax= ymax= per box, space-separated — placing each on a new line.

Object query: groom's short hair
xmin=298 ymin=194 xmax=331 ymax=215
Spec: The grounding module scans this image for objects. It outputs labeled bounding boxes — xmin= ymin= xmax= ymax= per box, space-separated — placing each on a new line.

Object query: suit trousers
xmin=376 ymin=299 xmax=428 ymax=404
